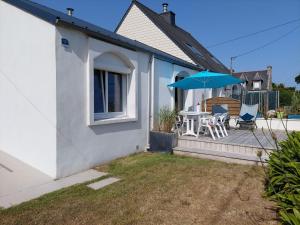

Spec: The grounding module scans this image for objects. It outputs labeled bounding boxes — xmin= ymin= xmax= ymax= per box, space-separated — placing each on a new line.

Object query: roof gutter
xmin=56 ymin=20 xmax=137 ymax=51
xmin=4 ymin=0 xmax=200 ymax=71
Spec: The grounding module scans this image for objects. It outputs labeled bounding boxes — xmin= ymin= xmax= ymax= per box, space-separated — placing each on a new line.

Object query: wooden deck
xmin=174 ymin=129 xmax=288 ymax=164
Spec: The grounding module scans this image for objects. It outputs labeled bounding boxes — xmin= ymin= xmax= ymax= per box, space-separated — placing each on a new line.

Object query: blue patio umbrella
xmin=168 ymin=71 xmax=243 ymax=111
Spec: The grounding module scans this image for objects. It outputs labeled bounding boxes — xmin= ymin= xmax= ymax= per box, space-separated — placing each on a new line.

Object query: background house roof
xmin=125 ymin=0 xmax=230 ymax=73
xmin=233 ymin=69 xmax=271 ymax=90
xmin=3 ymin=0 xmax=201 ymax=71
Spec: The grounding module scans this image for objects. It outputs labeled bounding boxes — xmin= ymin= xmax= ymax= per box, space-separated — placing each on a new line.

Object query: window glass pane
xmin=253 ymin=82 xmax=261 ymax=89
xmin=94 ymin=70 xmax=106 ymax=113
xmin=108 ymin=72 xmax=123 ymax=112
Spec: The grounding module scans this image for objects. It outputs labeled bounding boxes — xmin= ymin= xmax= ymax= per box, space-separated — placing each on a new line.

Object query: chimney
xmin=162 ymin=3 xmax=168 ymax=12
xmin=66 ymin=8 xmax=74 ymax=16
xmin=160 ymin=3 xmax=176 ymax=26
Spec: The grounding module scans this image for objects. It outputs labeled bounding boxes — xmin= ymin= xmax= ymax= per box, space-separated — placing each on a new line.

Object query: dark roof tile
xmin=233 ymin=70 xmax=271 ymax=90
xmin=131 ymin=1 xmax=230 ymax=73
xmin=3 ymin=0 xmax=200 ymax=71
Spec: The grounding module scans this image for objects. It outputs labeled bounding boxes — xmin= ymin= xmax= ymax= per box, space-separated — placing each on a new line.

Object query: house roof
xmin=253 ymin=72 xmax=263 ymax=81
xmin=3 ymin=0 xmax=201 ymax=71
xmin=233 ymin=70 xmax=270 ymax=90
xmin=116 ymin=0 xmax=229 ymax=73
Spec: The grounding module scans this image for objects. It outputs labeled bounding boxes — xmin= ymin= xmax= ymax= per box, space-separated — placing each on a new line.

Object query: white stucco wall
xmin=55 ymin=26 xmax=150 ymax=178
xmin=0 ymin=2 xmax=57 ymax=177
xmin=256 ymin=118 xmax=300 ymax=131
xmin=152 ymin=58 xmax=201 ymax=129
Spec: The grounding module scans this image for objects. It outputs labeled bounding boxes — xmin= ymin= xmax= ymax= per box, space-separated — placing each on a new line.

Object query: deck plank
xmin=179 ymin=129 xmax=287 ymax=150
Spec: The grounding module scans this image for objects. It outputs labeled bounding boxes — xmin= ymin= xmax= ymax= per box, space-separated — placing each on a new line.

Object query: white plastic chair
xmin=197 ymin=116 xmax=220 ymax=140
xmin=213 ymin=113 xmax=226 ymax=138
xmin=175 ymin=115 xmax=189 ymax=136
xmin=175 ymin=115 xmax=183 ymax=136
xmin=218 ymin=113 xmax=229 ymax=136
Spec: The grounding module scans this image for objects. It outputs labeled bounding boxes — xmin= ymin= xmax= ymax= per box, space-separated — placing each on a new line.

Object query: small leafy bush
xmin=158 ymin=106 xmax=177 ymax=133
xmin=266 ymin=132 xmax=300 ymax=225
xmin=291 ymin=94 xmax=300 ymax=114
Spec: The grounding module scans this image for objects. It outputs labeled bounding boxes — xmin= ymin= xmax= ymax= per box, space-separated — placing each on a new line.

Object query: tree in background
xmin=273 ymin=83 xmax=295 ymax=107
xmin=271 ymin=73 xmax=300 ymax=111
xmin=292 ymin=73 xmax=300 ymax=113
xmin=295 ymin=73 xmax=300 ymax=85
xmin=274 ymin=73 xmax=300 ymax=110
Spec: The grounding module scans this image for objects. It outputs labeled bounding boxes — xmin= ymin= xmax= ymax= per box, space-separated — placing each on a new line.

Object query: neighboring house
xmin=116 ymin=1 xmax=230 ymax=117
xmin=0 ymin=0 xmax=228 ymax=178
xmin=232 ymin=66 xmax=273 ymax=95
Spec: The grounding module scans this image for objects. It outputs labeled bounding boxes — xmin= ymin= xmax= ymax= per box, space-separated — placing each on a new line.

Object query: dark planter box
xmin=149 ymin=131 xmax=177 ymax=152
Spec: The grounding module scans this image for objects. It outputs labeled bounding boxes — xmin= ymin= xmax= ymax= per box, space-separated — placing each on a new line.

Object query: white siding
xmin=152 ymin=58 xmax=200 ymax=129
xmin=116 ymin=4 xmax=195 ymax=65
xmin=55 ymin=26 xmax=150 ymax=178
xmin=0 ymin=2 xmax=57 ymax=177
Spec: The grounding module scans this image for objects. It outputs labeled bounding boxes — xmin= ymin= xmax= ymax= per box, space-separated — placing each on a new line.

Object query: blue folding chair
xmin=237 ymin=104 xmax=258 ymax=129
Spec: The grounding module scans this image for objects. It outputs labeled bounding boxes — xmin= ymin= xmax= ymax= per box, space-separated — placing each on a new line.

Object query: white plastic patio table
xmin=179 ymin=111 xmax=211 ymax=137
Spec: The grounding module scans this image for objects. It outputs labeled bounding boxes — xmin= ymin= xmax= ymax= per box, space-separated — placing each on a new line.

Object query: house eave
xmin=56 ymin=20 xmax=201 ymax=71
xmin=4 ymin=0 xmax=200 ymax=71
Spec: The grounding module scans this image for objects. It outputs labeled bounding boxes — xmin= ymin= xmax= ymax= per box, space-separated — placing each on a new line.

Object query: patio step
xmin=173 ymin=146 xmax=268 ymax=164
xmin=178 ymin=137 xmax=271 ymax=158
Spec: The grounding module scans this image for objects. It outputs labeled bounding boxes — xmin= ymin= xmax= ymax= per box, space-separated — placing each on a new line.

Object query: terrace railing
xmin=231 ymin=90 xmax=279 ymax=116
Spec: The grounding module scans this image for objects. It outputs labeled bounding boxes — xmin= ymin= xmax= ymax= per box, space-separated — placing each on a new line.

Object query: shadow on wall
xmin=90 ymin=120 xmax=142 ymax=135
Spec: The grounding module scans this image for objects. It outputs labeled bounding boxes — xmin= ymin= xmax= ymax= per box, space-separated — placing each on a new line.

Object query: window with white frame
xmin=94 ymin=69 xmax=127 ymax=119
xmin=253 ymin=81 xmax=261 ymax=90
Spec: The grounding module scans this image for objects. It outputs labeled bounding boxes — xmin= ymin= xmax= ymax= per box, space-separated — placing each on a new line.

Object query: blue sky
xmin=35 ymin=0 xmax=300 ymax=87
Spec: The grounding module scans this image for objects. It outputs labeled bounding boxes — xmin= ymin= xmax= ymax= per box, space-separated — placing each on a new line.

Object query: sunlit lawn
xmin=0 ymin=152 xmax=279 ymax=225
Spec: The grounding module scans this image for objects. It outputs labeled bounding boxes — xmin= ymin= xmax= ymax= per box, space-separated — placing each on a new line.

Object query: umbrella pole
xmin=204 ymin=89 xmax=207 ymax=112
xmin=204 ymin=81 xmax=207 ymax=112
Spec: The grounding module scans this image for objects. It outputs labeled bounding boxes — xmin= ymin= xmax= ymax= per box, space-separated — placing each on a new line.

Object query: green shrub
xmin=158 ymin=106 xmax=177 ymax=133
xmin=291 ymin=94 xmax=300 ymax=114
xmin=266 ymin=132 xmax=300 ymax=225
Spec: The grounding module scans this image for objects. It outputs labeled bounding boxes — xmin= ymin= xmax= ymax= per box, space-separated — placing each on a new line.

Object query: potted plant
xmin=276 ymin=107 xmax=284 ymax=119
xmin=149 ymin=106 xmax=177 ymax=152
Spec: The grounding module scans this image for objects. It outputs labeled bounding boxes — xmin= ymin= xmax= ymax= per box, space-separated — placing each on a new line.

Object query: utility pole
xmin=230 ymin=56 xmax=236 ymax=74
xmin=229 ymin=56 xmax=237 ymax=98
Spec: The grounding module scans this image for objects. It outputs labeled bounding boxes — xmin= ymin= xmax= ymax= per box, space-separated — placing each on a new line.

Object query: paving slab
xmin=0 ymin=169 xmax=107 ymax=208
xmin=0 ymin=150 xmax=107 ymax=208
xmin=0 ymin=150 xmax=52 ymax=198
xmin=87 ymin=177 xmax=120 ymax=190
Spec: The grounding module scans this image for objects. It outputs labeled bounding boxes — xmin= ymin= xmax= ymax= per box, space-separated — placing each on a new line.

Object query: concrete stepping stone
xmin=0 ymin=169 xmax=107 ymax=208
xmin=87 ymin=177 xmax=120 ymax=190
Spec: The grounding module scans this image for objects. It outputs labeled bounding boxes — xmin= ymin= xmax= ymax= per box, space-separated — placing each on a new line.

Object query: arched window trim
xmin=91 ymin=51 xmax=136 ymax=124
xmin=94 ymin=51 xmax=134 ymax=74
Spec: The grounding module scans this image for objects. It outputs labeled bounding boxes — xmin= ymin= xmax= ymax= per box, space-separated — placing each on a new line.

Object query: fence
xmin=231 ymin=90 xmax=279 ymax=115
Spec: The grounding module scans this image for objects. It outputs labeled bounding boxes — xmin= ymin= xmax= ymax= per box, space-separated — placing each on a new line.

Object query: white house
xmin=0 ymin=0 xmax=229 ymax=178
xmin=116 ymin=1 xmax=231 ymax=127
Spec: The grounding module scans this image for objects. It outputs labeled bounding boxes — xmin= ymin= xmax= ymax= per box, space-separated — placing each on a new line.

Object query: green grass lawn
xmin=0 ymin=153 xmax=279 ymax=225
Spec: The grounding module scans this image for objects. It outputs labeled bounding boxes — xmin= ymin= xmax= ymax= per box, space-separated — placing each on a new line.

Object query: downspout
xmin=146 ymin=54 xmax=155 ymax=150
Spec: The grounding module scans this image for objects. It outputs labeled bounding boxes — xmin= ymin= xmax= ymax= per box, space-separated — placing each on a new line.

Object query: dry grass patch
xmin=0 ymin=152 xmax=279 ymax=225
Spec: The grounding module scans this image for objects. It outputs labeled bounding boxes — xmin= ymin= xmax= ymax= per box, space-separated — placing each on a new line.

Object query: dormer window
xmin=253 ymin=81 xmax=261 ymax=90
xmin=252 ymin=72 xmax=263 ymax=90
